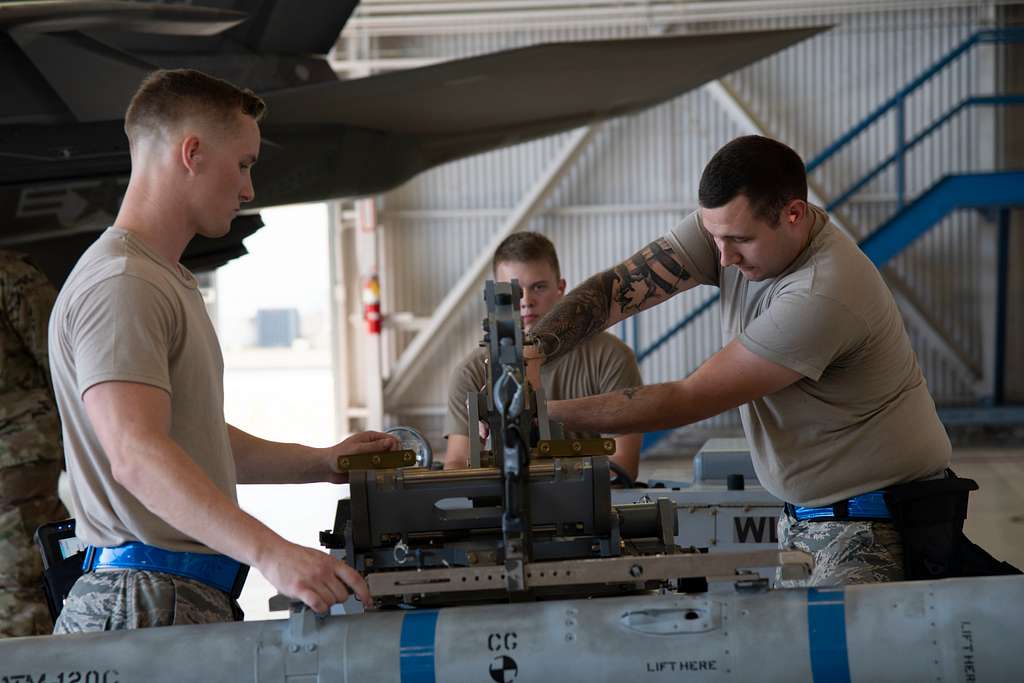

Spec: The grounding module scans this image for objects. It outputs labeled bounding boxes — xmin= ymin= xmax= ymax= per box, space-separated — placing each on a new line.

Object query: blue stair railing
xmin=805 ymin=28 xmax=1024 ymax=209
xmin=637 ymin=28 xmax=1024 ymax=450
xmin=857 ymin=171 xmax=1024 ymax=267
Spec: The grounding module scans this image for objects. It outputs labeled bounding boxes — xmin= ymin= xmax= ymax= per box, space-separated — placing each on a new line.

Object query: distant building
xmin=256 ymin=308 xmax=301 ymax=348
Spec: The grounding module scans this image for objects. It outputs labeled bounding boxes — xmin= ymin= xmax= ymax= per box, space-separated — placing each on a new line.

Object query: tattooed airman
xmin=530 ymin=135 xmax=951 ymax=587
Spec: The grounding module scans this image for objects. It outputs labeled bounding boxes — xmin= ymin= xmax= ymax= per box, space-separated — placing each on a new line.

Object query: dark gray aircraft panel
xmin=0 ymin=0 xmax=827 ymax=283
xmin=265 ymin=28 xmax=823 ymax=135
xmin=0 ymin=1 xmax=245 ymax=34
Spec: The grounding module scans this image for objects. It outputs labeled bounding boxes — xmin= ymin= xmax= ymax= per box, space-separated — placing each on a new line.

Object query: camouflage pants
xmin=775 ymin=512 xmax=904 ymax=588
xmin=53 ymin=568 xmax=235 ymax=633
xmin=0 ymin=459 xmax=67 ymax=637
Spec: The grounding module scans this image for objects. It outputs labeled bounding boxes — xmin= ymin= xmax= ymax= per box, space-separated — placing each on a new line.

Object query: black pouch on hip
xmin=229 ymin=564 xmax=250 ymax=621
xmin=884 ymin=470 xmax=1021 ymax=579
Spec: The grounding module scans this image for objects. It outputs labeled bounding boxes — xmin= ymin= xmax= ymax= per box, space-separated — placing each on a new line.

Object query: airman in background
xmin=0 ymin=250 xmax=67 ymax=637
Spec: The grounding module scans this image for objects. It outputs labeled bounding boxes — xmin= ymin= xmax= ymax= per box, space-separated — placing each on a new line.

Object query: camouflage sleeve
xmin=0 ymin=252 xmax=58 ymax=378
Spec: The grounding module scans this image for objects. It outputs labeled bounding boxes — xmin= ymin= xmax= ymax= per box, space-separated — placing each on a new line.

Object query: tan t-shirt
xmin=664 ymin=206 xmax=951 ymax=506
xmin=49 ymin=228 xmax=236 ymax=552
xmin=446 ymin=332 xmax=642 ymax=440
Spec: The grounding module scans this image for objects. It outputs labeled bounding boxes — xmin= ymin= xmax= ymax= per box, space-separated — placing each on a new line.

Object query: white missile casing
xmin=2 ymin=575 xmax=1021 ymax=683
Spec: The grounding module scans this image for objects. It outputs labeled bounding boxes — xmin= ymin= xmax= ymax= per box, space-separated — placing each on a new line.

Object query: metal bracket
xmin=256 ymin=604 xmax=323 ymax=682
xmin=336 ymin=450 xmax=416 ymax=471
xmin=468 ymin=390 xmax=483 ymax=468
xmin=535 ymin=438 xmax=616 ymax=458
xmin=534 ymin=386 xmax=552 ymax=441
xmin=366 ymin=549 xmax=813 ymax=598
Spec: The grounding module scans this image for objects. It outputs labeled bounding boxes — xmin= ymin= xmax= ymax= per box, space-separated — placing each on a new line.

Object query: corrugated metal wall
xmin=340 ymin=4 xmax=1006 ymax=447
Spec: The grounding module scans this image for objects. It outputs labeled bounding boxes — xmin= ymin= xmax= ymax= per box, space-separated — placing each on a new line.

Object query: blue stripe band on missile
xmin=400 ymin=610 xmax=439 ymax=683
xmin=807 ymin=588 xmax=852 ymax=683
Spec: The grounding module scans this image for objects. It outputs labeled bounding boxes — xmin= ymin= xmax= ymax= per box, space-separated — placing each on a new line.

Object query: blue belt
xmin=82 ymin=542 xmax=244 ymax=595
xmin=786 ymin=491 xmax=891 ymax=522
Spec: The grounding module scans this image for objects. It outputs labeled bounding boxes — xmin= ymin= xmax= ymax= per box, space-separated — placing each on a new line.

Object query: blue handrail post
xmin=896 ymin=99 xmax=906 ymax=210
xmin=994 ymin=209 xmax=1010 ymax=405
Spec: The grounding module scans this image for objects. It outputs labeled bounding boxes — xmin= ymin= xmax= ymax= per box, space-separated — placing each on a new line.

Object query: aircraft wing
xmin=254 ymin=27 xmax=827 ymax=209
xmin=0 ymin=0 xmax=827 ymax=282
xmin=0 ymin=1 xmax=246 ymax=34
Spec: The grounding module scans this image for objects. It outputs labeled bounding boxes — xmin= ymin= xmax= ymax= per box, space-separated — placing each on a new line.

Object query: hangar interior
xmin=305 ymin=0 xmax=1024 ymax=571
xmin=327 ymin=1 xmax=1024 ymax=445
xmin=2 ymin=0 xmax=1023 ymax=674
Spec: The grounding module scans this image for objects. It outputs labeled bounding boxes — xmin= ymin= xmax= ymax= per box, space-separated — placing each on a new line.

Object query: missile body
xmin=2 ymin=575 xmax=1020 ymax=683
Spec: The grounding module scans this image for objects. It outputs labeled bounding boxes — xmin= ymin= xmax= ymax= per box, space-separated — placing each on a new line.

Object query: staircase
xmin=640 ymin=28 xmax=1024 ymax=452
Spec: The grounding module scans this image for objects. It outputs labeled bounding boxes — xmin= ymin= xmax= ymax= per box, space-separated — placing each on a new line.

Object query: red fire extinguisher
xmin=362 ymin=273 xmax=381 ymax=335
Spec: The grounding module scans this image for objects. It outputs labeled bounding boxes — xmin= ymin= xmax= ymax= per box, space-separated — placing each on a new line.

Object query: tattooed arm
xmin=547 ymin=339 xmax=803 ymax=434
xmin=529 ymin=237 xmax=698 ymax=363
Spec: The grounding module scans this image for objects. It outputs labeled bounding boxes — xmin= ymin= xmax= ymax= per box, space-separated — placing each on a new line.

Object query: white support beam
xmin=327 ymin=201 xmax=351 ymax=439
xmin=355 ymin=198 xmax=385 ymax=430
xmin=383 ymin=124 xmax=600 ymax=404
xmin=705 ymin=79 xmax=982 ymax=385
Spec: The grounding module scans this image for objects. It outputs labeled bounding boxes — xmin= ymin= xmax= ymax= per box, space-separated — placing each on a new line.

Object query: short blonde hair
xmin=124 ymin=69 xmax=265 ymax=145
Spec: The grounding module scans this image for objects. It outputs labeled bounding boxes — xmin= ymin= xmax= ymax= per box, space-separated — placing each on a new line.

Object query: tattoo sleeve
xmin=530 ymin=269 xmax=617 ymax=362
xmin=530 ymin=237 xmax=691 ymax=363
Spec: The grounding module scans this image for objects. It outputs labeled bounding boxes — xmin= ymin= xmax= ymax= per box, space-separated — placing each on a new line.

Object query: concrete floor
xmin=638 ymin=440 xmax=1024 ymax=570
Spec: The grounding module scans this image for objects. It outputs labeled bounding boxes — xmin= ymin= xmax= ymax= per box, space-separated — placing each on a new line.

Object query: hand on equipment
xmin=257 ymin=539 xmax=372 ymax=614
xmin=325 ymin=431 xmax=398 ymax=483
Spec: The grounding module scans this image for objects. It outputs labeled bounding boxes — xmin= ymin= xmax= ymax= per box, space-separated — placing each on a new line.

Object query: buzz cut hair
xmin=124 ymin=69 xmax=266 ymax=147
xmin=698 ymin=135 xmax=807 ymax=225
xmin=492 ymin=232 xmax=561 ymax=280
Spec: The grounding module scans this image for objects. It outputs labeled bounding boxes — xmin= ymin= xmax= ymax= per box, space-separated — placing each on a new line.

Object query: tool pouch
xmin=230 ymin=564 xmax=249 ymax=621
xmin=884 ymin=470 xmax=1021 ymax=579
